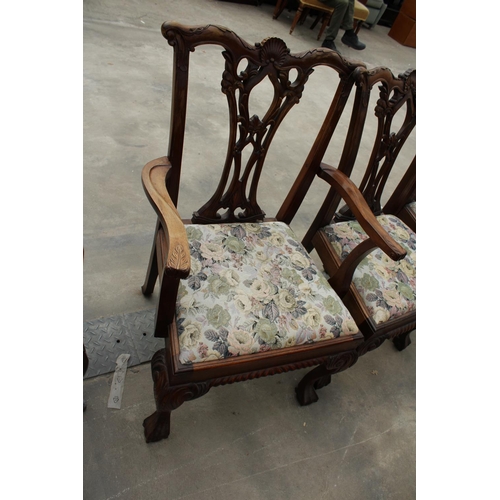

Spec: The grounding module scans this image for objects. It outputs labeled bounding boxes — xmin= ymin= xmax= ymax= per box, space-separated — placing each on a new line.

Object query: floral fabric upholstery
xmin=176 ymin=222 xmax=359 ymax=364
xmin=320 ymin=215 xmax=416 ymax=325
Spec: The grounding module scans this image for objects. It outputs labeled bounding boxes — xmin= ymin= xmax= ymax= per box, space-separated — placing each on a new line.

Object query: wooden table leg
xmin=290 ymin=5 xmax=305 ymax=34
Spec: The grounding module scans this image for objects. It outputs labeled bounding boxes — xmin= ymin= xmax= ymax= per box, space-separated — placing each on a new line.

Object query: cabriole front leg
xmin=143 ymin=349 xmax=211 ymax=443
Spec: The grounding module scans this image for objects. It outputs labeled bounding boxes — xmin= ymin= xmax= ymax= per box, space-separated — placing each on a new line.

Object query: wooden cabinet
xmin=388 ymin=0 xmax=415 ymax=47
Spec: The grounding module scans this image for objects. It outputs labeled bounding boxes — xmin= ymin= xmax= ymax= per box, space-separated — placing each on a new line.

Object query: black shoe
xmin=341 ymin=31 xmax=366 ymax=50
xmin=321 ymin=38 xmax=340 ymax=54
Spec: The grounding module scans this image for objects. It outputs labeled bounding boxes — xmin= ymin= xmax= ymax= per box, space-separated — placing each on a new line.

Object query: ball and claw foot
xmin=295 ymin=383 xmax=319 ymax=406
xmin=143 ymin=411 xmax=172 ymax=443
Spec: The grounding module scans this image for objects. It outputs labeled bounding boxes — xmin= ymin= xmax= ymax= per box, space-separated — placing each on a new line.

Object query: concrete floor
xmin=83 ymin=1 xmax=416 ymax=498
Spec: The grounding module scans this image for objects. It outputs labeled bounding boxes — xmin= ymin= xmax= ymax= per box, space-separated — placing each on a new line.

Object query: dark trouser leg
xmin=321 ymin=0 xmax=352 ymax=40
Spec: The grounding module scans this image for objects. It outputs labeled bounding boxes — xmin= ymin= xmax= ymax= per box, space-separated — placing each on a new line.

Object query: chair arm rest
xmin=318 ymin=163 xmax=406 ymax=261
xmin=142 ymin=157 xmax=191 ymax=278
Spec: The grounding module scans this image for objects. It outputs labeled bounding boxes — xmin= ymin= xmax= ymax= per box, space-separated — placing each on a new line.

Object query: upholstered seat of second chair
xmin=319 ymin=215 xmax=416 ymax=325
xmin=175 ymin=221 xmax=360 ymax=365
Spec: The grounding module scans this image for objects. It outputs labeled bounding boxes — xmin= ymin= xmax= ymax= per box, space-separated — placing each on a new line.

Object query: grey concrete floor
xmin=83 ymin=1 xmax=416 ymax=498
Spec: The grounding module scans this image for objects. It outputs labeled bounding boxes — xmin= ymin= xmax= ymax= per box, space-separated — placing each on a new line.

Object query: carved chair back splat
xmin=161 ymin=23 xmax=367 ymax=222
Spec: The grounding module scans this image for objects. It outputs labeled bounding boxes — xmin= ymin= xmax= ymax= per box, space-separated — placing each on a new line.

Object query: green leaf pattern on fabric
xmin=176 ymin=222 xmax=358 ymax=364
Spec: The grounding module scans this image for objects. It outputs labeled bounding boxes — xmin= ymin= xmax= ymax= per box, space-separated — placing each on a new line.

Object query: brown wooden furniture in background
xmin=139 ymin=22 xmax=410 ymax=443
xmin=290 ymin=0 xmax=339 ymax=40
xmin=273 ymin=0 xmax=291 ymax=19
xmin=388 ymin=0 xmax=415 ymax=47
xmin=275 ymin=0 xmax=369 ymax=38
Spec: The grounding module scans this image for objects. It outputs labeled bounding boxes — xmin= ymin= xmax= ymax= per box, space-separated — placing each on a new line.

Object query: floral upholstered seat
xmin=176 ymin=222 xmax=359 ymax=364
xmin=319 ymin=215 xmax=416 ymax=325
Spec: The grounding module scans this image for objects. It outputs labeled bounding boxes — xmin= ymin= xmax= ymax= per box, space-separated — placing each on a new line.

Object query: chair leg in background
xmin=141 ymin=220 xmax=160 ymax=295
xmin=318 ymin=13 xmax=332 ymax=40
xmin=272 ymin=0 xmax=287 ymax=19
xmin=290 ymin=5 xmax=305 ymax=34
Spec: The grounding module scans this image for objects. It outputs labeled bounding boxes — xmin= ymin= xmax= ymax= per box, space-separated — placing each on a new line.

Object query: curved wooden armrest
xmin=142 ymin=157 xmax=191 ymax=278
xmin=318 ymin=164 xmax=406 ymax=262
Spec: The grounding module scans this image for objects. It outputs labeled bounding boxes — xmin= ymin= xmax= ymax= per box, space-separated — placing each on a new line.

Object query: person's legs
xmin=339 ymin=0 xmax=365 ymax=50
xmin=339 ymin=0 xmax=354 ymax=32
xmin=320 ymin=0 xmax=350 ymax=42
xmin=320 ymin=0 xmax=365 ymax=52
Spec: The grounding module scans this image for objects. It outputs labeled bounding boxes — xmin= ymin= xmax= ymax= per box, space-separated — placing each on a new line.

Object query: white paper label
xmin=107 ymin=354 xmax=131 ymax=409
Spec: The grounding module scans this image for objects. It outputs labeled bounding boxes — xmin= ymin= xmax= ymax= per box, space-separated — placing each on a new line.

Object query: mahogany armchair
xmin=139 ymin=22 xmax=407 ymax=442
xmin=281 ymin=67 xmax=416 ymax=356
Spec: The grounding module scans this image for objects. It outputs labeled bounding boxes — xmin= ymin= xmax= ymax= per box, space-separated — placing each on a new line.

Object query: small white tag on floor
xmin=107 ymin=354 xmax=131 ymax=409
